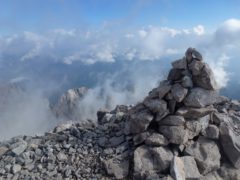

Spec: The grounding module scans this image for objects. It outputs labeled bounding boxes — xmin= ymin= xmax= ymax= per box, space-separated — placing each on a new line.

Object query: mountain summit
xmin=1 ymin=48 xmax=240 ymax=179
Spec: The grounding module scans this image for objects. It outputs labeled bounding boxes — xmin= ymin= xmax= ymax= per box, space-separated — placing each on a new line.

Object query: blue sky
xmin=0 ymin=0 xmax=240 ymax=34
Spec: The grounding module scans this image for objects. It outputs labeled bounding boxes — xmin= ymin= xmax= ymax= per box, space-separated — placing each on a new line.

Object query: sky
xmin=1 ymin=0 xmax=240 ymax=35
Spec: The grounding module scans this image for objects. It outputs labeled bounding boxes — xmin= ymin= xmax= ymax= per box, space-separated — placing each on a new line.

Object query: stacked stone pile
xmin=128 ymin=48 xmax=240 ymax=179
xmin=1 ymin=48 xmax=240 ymax=179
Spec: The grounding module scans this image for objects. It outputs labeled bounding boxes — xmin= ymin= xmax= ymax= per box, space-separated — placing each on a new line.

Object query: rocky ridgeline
xmin=1 ymin=48 xmax=240 ymax=179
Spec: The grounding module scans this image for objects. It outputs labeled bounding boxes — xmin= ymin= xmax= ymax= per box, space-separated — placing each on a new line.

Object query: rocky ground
xmin=1 ymin=48 xmax=240 ymax=179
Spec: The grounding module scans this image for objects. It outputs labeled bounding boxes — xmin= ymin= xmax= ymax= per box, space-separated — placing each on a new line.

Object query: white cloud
xmin=193 ymin=25 xmax=205 ymax=35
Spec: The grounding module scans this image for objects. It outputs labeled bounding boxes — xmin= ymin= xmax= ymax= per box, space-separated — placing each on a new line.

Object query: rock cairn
xmin=1 ymin=48 xmax=240 ymax=179
xmin=128 ymin=47 xmax=240 ymax=179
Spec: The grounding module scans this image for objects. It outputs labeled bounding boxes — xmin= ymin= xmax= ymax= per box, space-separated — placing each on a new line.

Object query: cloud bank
xmin=0 ymin=18 xmax=240 ymax=139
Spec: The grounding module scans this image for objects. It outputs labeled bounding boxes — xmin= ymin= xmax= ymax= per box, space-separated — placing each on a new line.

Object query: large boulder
xmin=143 ymin=98 xmax=168 ymax=114
xmin=184 ymin=88 xmax=218 ymax=108
xmin=129 ymin=104 xmax=154 ymax=134
xmin=171 ymin=58 xmax=187 ymax=69
xmin=145 ymin=133 xmax=169 ymax=147
xmin=219 ymin=123 xmax=240 ymax=168
xmin=159 ymin=115 xmax=185 ymax=126
xmin=134 ymin=145 xmax=173 ymax=178
xmin=184 ymin=137 xmax=221 ymax=175
xmin=168 ymin=68 xmax=184 ymax=81
xmin=181 ymin=156 xmax=201 ymax=179
xmin=170 ymin=156 xmax=185 ymax=180
xmin=186 ymin=115 xmax=209 ymax=139
xmin=104 ymin=158 xmax=129 ymax=179
xmin=171 ymin=84 xmax=188 ymax=102
xmin=148 ymin=81 xmax=171 ymax=99
xmin=192 ymin=64 xmax=217 ymax=90
xmin=159 ymin=126 xmax=188 ymax=145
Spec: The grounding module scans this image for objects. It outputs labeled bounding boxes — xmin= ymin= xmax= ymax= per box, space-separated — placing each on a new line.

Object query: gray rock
xmin=171 ymin=84 xmax=188 ymax=102
xmin=184 ymin=137 xmax=221 ymax=175
xmin=218 ymin=163 xmax=240 ymax=180
xmin=192 ymin=48 xmax=203 ymax=61
xmin=159 ymin=81 xmax=172 ymax=99
xmin=57 ymin=152 xmax=67 ymax=161
xmin=134 ymin=145 xmax=173 ymax=177
xmin=11 ymin=141 xmax=27 ymax=156
xmin=184 ymin=88 xmax=218 ymax=108
xmin=203 ymin=124 xmax=219 ymax=140
xmin=185 ymin=47 xmax=193 ymax=62
xmin=171 ymin=58 xmax=187 ymax=69
xmin=159 ymin=115 xmax=185 ymax=126
xmin=98 ymin=137 xmax=108 ymax=147
xmin=104 ymin=158 xmax=129 ymax=179
xmin=145 ymin=133 xmax=169 ymax=146
xmin=143 ymin=98 xmax=168 ymax=114
xmin=181 ymin=75 xmax=193 ymax=88
xmin=11 ymin=164 xmax=21 ymax=174
xmin=192 ymin=64 xmax=217 ymax=90
xmin=0 ymin=146 xmax=9 ymax=157
xmin=201 ymin=171 xmax=222 ymax=180
xmin=148 ymin=81 xmax=171 ymax=99
xmin=170 ymin=156 xmax=185 ymax=180
xmin=133 ymin=132 xmax=150 ymax=146
xmin=129 ymin=104 xmax=154 ymax=134
xmin=186 ymin=115 xmax=209 ymax=139
xmin=159 ymin=126 xmax=188 ymax=144
xmin=188 ymin=59 xmax=204 ymax=76
xmin=219 ymin=123 xmax=240 ymax=168
xmin=181 ymin=156 xmax=201 ymax=179
xmin=212 ymin=112 xmax=230 ymax=125
xmin=176 ymin=106 xmax=215 ymax=119
xmin=109 ymin=136 xmax=125 ymax=147
xmin=168 ymin=68 xmax=184 ymax=81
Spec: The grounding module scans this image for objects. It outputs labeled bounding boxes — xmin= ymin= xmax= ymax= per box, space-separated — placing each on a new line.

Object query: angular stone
xmin=145 ymin=133 xmax=169 ymax=146
xmin=171 ymin=58 xmax=187 ymax=69
xmin=155 ymin=109 xmax=170 ymax=122
xmin=201 ymin=171 xmax=222 ymax=180
xmin=11 ymin=164 xmax=22 ymax=174
xmin=133 ymin=132 xmax=150 ymax=146
xmin=168 ymin=68 xmax=184 ymax=81
xmin=192 ymin=64 xmax=217 ymax=90
xmin=129 ymin=104 xmax=154 ymax=134
xmin=0 ymin=146 xmax=9 ymax=157
xmin=218 ymin=163 xmax=240 ymax=180
xmin=159 ymin=126 xmax=188 ymax=144
xmin=184 ymin=88 xmax=218 ymax=108
xmin=189 ymin=59 xmax=204 ymax=76
xmin=186 ymin=115 xmax=209 ymax=139
xmin=143 ymin=98 xmax=168 ymax=114
xmin=184 ymin=137 xmax=221 ymax=175
xmin=185 ymin=47 xmax=193 ymax=62
xmin=176 ymin=106 xmax=215 ymax=119
xmin=181 ymin=75 xmax=193 ymax=88
xmin=219 ymin=123 xmax=240 ymax=168
xmin=170 ymin=156 xmax=185 ymax=180
xmin=109 ymin=136 xmax=125 ymax=147
xmin=212 ymin=112 xmax=230 ymax=125
xmin=57 ymin=152 xmax=67 ymax=161
xmin=148 ymin=81 xmax=171 ymax=99
xmin=192 ymin=48 xmax=203 ymax=61
xmin=11 ymin=141 xmax=28 ymax=156
xmin=203 ymin=124 xmax=219 ymax=140
xmin=104 ymin=158 xmax=129 ymax=179
xmin=171 ymin=84 xmax=188 ymax=102
xmin=134 ymin=145 xmax=173 ymax=177
xmin=159 ymin=115 xmax=185 ymax=126
xmin=181 ymin=156 xmax=201 ymax=179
